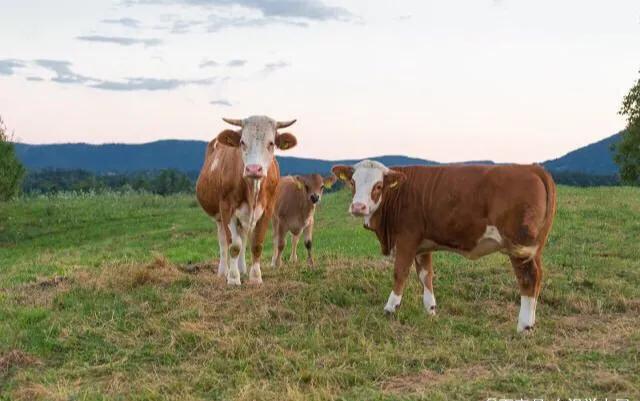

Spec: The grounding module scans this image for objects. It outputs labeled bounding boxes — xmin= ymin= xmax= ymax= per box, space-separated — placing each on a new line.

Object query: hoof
xmin=384 ymin=304 xmax=400 ymax=315
xmin=426 ymin=305 xmax=437 ymax=316
xmin=226 ymin=276 xmax=241 ymax=286
xmin=517 ymin=323 xmax=535 ymax=334
xmin=249 ymin=277 xmax=263 ymax=285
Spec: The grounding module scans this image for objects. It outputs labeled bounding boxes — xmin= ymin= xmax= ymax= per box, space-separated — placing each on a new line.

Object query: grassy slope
xmin=0 ymin=188 xmax=639 ymax=400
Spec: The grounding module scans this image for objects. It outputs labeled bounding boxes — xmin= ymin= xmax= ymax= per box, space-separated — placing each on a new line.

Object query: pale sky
xmin=1 ymin=0 xmax=639 ymax=163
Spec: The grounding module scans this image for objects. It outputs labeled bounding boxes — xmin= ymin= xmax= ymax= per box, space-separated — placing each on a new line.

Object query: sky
xmin=1 ymin=0 xmax=639 ymax=163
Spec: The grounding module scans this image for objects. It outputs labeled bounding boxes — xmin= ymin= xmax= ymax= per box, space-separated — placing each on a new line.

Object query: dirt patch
xmin=380 ymin=364 xmax=490 ymax=394
xmin=0 ymin=349 xmax=43 ymax=376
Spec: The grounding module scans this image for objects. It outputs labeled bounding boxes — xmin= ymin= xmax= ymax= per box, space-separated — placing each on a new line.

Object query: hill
xmin=14 ymin=133 xmax=622 ymax=177
xmin=542 ymin=132 xmax=621 ymax=175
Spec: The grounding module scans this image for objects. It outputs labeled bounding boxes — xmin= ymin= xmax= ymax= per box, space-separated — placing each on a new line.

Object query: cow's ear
xmin=331 ymin=165 xmax=354 ymax=182
xmin=275 ymin=132 xmax=297 ymax=150
xmin=217 ymin=129 xmax=241 ymax=147
xmin=323 ymin=174 xmax=337 ymax=189
xmin=383 ymin=169 xmax=405 ymax=190
xmin=294 ymin=175 xmax=305 ymax=190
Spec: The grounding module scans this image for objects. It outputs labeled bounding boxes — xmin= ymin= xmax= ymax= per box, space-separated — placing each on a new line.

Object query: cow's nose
xmin=310 ymin=194 xmax=320 ymax=204
xmin=244 ymin=164 xmax=264 ymax=178
xmin=350 ymin=202 xmax=367 ymax=216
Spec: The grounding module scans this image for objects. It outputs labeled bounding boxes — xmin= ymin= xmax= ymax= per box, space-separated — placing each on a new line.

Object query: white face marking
xmin=517 ymin=296 xmax=537 ymax=332
xmin=384 ymin=291 xmax=402 ymax=314
xmin=350 ymin=160 xmax=389 ymax=217
xmin=239 ymin=116 xmax=277 ymax=178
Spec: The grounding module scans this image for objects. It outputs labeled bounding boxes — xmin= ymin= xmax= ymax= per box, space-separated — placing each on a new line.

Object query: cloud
xmin=210 ymin=99 xmax=232 ymax=106
xmin=0 ymin=59 xmax=25 ymax=76
xmin=127 ymin=0 xmax=353 ymax=21
xmin=34 ymin=59 xmax=96 ymax=84
xmin=205 ymin=15 xmax=308 ymax=32
xmin=200 ymin=59 xmax=219 ymax=68
xmin=227 ymin=59 xmax=247 ymax=67
xmin=91 ymin=77 xmax=216 ymax=91
xmin=9 ymin=59 xmax=219 ymax=92
xmin=76 ymin=35 xmax=163 ymax=47
xmin=263 ymin=61 xmax=289 ymax=74
xmin=101 ymin=17 xmax=142 ymax=28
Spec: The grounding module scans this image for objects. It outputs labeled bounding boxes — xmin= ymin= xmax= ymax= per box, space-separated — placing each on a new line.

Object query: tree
xmin=615 ymin=71 xmax=640 ymax=185
xmin=0 ymin=116 xmax=25 ymax=201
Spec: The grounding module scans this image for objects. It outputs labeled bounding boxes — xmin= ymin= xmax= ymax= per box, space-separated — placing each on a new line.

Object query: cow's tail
xmin=534 ymin=165 xmax=557 ymax=242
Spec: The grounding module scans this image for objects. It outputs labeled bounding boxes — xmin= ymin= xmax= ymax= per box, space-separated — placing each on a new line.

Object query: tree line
xmin=22 ymin=169 xmax=196 ymax=195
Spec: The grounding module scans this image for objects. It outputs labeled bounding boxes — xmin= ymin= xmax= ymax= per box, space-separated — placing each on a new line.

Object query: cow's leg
xmin=219 ymin=205 xmax=240 ymax=285
xmin=510 ymin=252 xmax=543 ymax=333
xmin=238 ymin=231 xmax=248 ymax=275
xmin=249 ymin=214 xmax=270 ymax=285
xmin=415 ymin=252 xmax=436 ymax=315
xmin=303 ymin=218 xmax=314 ymax=268
xmin=290 ymin=231 xmax=300 ymax=263
xmin=271 ymin=220 xmax=286 ymax=268
xmin=215 ymin=219 xmax=227 ymax=277
xmin=384 ymin=242 xmax=418 ymax=314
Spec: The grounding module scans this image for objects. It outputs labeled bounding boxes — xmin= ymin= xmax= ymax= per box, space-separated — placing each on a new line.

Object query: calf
xmin=196 ymin=116 xmax=297 ymax=285
xmin=271 ymin=174 xmax=336 ymax=267
xmin=332 ymin=160 xmax=556 ymax=333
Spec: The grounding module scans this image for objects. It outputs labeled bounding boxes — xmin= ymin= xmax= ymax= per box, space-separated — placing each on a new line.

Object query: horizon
xmin=15 ymin=130 xmax=618 ymax=165
xmin=2 ymin=0 xmax=639 ymax=163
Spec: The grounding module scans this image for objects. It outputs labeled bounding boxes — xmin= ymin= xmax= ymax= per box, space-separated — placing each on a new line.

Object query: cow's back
xmin=273 ymin=176 xmax=308 ymax=227
xmin=375 ymin=164 xmax=556 ymax=255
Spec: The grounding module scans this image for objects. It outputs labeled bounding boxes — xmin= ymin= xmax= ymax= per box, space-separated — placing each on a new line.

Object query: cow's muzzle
xmin=244 ymin=164 xmax=264 ymax=179
xmin=310 ymin=194 xmax=320 ymax=204
xmin=350 ymin=202 xmax=368 ymax=216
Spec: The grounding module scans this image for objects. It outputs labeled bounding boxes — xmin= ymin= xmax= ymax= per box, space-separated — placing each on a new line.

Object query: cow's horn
xmin=276 ymin=119 xmax=297 ymax=129
xmin=222 ymin=118 xmax=244 ymax=127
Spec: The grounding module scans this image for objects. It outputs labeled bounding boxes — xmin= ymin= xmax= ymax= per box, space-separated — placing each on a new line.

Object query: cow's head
xmin=332 ymin=160 xmax=405 ymax=217
xmin=294 ymin=173 xmax=337 ymax=205
xmin=217 ymin=115 xmax=297 ymax=179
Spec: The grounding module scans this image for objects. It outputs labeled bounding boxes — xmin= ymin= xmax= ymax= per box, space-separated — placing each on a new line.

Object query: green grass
xmin=0 ymin=188 xmax=639 ymax=400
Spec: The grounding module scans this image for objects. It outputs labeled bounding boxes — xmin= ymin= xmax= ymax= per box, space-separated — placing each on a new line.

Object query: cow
xmin=332 ymin=160 xmax=556 ymax=333
xmin=271 ymin=173 xmax=337 ymax=268
xmin=196 ymin=116 xmax=298 ymax=286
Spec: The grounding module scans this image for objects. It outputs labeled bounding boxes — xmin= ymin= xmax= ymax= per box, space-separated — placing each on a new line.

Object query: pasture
xmin=0 ymin=187 xmax=639 ymax=400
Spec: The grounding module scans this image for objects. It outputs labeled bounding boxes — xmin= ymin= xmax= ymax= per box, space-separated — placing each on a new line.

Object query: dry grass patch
xmin=380 ymin=364 xmax=491 ymax=395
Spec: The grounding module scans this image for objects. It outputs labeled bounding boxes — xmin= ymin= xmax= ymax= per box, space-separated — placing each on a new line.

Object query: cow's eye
xmin=350 ymin=179 xmax=355 ymax=187
xmin=240 ymin=140 xmax=246 ymax=147
xmin=268 ymin=141 xmax=274 ymax=149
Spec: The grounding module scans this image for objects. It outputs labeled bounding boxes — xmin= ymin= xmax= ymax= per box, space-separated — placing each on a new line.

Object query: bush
xmin=0 ymin=116 xmax=25 ymax=201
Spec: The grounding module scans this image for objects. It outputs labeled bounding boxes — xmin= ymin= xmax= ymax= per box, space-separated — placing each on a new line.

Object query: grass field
xmin=1 ymin=187 xmax=639 ymax=401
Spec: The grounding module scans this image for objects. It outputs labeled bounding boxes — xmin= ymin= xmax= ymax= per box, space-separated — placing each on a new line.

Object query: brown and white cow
xmin=332 ymin=160 xmax=556 ymax=333
xmin=271 ymin=174 xmax=337 ymax=268
xmin=196 ymin=116 xmax=297 ymax=285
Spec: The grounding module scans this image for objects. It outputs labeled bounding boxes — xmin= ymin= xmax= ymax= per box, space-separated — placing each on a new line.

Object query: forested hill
xmin=15 ymin=132 xmax=622 ymax=177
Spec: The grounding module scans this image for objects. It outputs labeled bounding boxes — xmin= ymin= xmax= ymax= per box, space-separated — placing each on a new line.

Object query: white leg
xmin=419 ymin=270 xmax=437 ymax=315
xmin=226 ymin=218 xmax=242 ymax=286
xmin=238 ymin=232 xmax=247 ymax=275
xmin=216 ymin=221 xmax=227 ymax=277
xmin=517 ymin=296 xmax=537 ymax=333
xmin=384 ymin=291 xmax=402 ymax=314
xmin=249 ymin=262 xmax=263 ymax=285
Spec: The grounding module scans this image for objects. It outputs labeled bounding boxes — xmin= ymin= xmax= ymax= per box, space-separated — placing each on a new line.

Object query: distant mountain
xmin=542 ymin=133 xmax=621 ymax=175
xmin=14 ymin=141 xmax=440 ymax=176
xmin=15 ymin=133 xmax=622 ymax=177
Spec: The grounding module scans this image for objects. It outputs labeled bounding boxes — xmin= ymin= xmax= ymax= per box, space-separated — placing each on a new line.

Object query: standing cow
xmin=271 ymin=174 xmax=337 ymax=268
xmin=332 ymin=160 xmax=556 ymax=333
xmin=196 ymin=116 xmax=297 ymax=285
